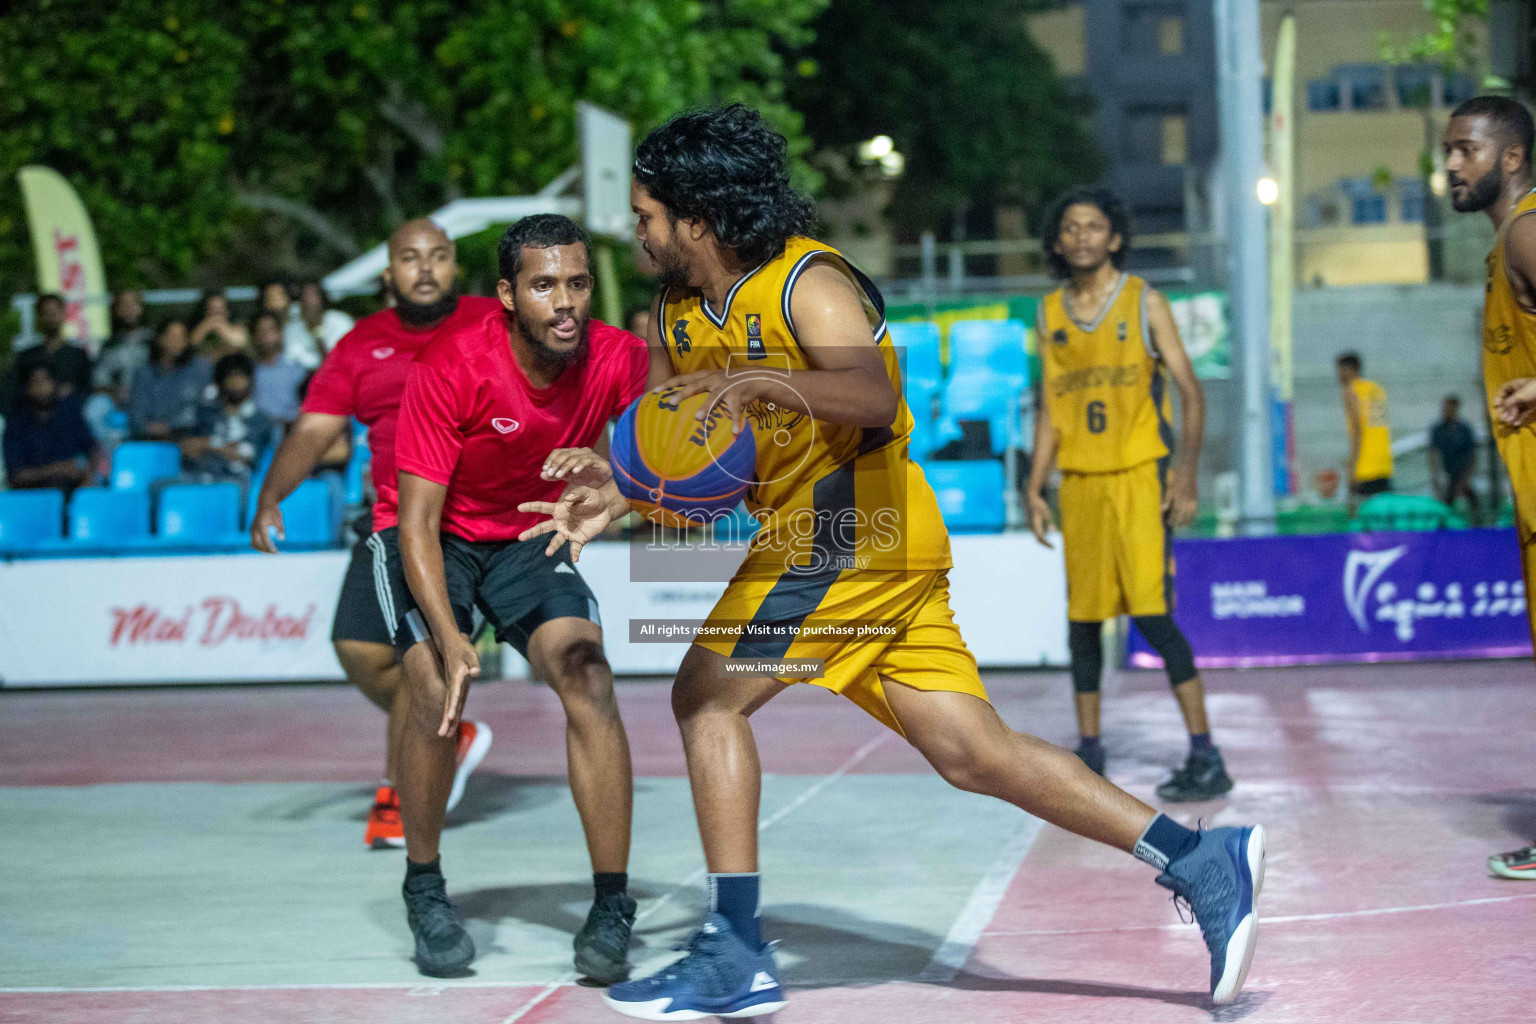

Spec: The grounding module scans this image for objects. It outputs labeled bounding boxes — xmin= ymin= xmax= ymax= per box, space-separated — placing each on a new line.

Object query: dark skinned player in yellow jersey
xmin=517 ymin=105 xmax=1267 ymax=1019
xmin=1443 ymin=94 xmax=1536 ymax=880
xmin=1026 ymin=186 xmax=1232 ymax=801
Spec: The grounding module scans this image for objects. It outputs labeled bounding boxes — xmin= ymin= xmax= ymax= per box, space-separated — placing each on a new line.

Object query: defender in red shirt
xmin=386 ymin=215 xmax=647 ymax=981
xmin=251 ymin=220 xmax=495 ymax=850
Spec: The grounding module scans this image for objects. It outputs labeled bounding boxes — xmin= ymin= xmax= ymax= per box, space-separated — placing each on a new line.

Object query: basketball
xmin=609 ymin=387 xmax=756 ymax=527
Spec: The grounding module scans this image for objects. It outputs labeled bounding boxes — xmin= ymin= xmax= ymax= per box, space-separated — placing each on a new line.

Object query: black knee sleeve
xmin=1132 ymin=615 xmax=1198 ymax=686
xmin=1068 ymin=621 xmax=1103 ymax=694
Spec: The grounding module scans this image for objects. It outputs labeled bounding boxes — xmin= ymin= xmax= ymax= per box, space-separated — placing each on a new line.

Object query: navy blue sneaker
xmin=1156 ymin=824 xmax=1266 ymax=1004
xmin=602 ymin=913 xmax=785 ymax=1020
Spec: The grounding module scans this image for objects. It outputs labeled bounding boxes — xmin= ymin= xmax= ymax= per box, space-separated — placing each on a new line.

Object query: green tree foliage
xmin=786 ymin=0 xmax=1101 ymax=231
xmin=1 ymin=0 xmax=825 ymax=290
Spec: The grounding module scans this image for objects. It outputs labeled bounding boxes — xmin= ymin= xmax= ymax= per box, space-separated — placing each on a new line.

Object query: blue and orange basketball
xmin=610 ymin=387 xmax=756 ymax=527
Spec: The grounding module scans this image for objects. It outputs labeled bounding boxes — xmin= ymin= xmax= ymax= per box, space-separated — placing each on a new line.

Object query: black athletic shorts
xmin=369 ymin=526 xmax=601 ymax=658
xmin=331 ymin=532 xmax=393 ymax=645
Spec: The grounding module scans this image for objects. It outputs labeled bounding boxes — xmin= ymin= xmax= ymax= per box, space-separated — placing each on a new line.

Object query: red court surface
xmin=3 ymin=659 xmax=1535 ymax=1023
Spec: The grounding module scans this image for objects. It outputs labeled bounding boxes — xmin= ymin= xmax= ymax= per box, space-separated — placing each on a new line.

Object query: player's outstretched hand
xmin=518 ymin=484 xmax=619 ymax=562
xmin=542 ymin=447 xmax=612 ymax=488
xmin=1495 ymin=377 xmax=1536 ymax=427
xmin=1028 ymin=491 xmax=1055 ymax=548
xmin=437 ymin=633 xmax=479 ymax=738
xmin=250 ymin=504 xmax=285 ymax=553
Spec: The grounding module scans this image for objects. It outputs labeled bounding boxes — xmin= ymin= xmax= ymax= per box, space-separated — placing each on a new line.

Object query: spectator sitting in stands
xmin=128 ymin=320 xmax=211 ymax=440
xmin=11 ymin=293 xmax=93 ymax=405
xmin=1430 ymin=394 xmax=1481 ymax=525
xmin=249 ymin=310 xmax=307 ymax=425
xmin=92 ymin=289 xmax=153 ymax=399
xmin=179 ymin=353 xmax=275 ymax=480
xmin=2 ymin=364 xmax=98 ymax=493
xmin=291 ymin=279 xmax=354 ymax=369
xmin=189 ymin=288 xmax=250 ymax=360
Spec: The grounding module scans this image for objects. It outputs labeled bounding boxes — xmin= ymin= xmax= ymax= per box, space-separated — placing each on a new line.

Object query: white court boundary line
xmin=495 ymin=732 xmax=895 ymax=1024
xmin=916 ymin=815 xmax=1043 ymax=984
xmin=979 ymin=890 xmax=1536 ymax=939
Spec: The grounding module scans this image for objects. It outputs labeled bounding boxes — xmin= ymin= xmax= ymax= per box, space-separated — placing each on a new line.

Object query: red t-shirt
xmin=302 ymin=296 xmax=504 ymax=531
xmin=395 ymin=311 xmax=649 ymax=542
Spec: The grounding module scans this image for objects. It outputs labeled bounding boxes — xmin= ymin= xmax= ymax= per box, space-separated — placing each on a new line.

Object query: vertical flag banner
xmin=17 ymin=165 xmax=109 ymax=345
xmin=1269 ymin=15 xmax=1297 ymax=496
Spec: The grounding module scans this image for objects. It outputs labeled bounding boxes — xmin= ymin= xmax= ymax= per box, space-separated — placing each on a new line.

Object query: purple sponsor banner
xmin=1128 ymin=528 xmax=1532 ymax=668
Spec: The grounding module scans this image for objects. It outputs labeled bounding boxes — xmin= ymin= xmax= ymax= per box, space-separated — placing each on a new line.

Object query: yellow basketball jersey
xmin=659 ymin=236 xmax=951 ymax=574
xmin=1038 ymin=274 xmax=1171 ymax=473
xmin=1349 ymin=378 xmax=1393 ymax=482
xmin=1484 ymin=189 xmax=1536 ymax=462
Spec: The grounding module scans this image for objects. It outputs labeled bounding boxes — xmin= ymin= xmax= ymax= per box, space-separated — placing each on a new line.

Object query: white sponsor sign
xmin=0 ymin=552 xmax=348 ymax=686
xmin=0 ymin=536 xmax=1070 ymax=687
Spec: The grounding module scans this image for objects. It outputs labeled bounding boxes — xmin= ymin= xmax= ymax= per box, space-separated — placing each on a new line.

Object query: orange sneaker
xmin=447 ymin=720 xmax=492 ymax=814
xmin=364 ymin=785 xmax=405 ymax=849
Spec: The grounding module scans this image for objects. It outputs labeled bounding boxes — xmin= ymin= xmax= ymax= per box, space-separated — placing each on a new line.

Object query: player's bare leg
xmin=883 ymin=680 xmax=1152 ymax=849
xmin=335 ymin=639 xmax=409 ymax=782
xmin=528 ymin=616 xmax=640 ymax=982
xmin=670 ymin=645 xmax=788 ymax=872
xmin=398 ymin=640 xmax=460 ymax=863
xmin=526 ymin=617 xmax=634 ymax=874
xmin=1172 ymin=676 xmax=1212 ymax=736
xmin=1074 ymin=690 xmax=1101 ymax=740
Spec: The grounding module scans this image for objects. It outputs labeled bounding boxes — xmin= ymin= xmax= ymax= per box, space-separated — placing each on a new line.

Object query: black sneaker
xmin=1075 ymin=740 xmax=1106 ymax=776
xmin=403 ymin=873 xmax=476 ymax=976
xmin=574 ymin=891 xmax=637 ymax=984
xmin=1157 ymin=749 xmax=1235 ymax=803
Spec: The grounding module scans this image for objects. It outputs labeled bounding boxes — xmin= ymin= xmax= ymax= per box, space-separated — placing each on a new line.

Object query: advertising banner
xmin=0 ymin=535 xmax=1071 ymax=687
xmin=1128 ymin=528 xmax=1532 ymax=668
xmin=17 ymin=165 xmax=110 ymax=345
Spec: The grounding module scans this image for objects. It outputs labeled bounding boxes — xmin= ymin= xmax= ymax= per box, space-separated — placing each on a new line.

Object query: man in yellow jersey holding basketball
xmin=518 ymin=105 xmax=1266 ymax=1018
xmin=1026 ymin=186 xmax=1232 ymax=801
xmin=1335 ymin=352 xmax=1394 ymax=503
xmin=1444 ymin=94 xmax=1536 ymax=881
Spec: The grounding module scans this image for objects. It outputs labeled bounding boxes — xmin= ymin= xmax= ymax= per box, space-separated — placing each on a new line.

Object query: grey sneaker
xmin=574 ymin=891 xmax=637 ymax=984
xmin=1156 ymin=823 xmax=1266 ymax=1004
xmin=403 ymin=872 xmax=475 ymax=976
xmin=1157 ymin=749 xmax=1235 ymax=802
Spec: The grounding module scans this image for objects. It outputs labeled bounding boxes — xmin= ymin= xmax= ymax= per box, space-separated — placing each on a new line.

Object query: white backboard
xmin=577 ymin=102 xmax=633 ymax=238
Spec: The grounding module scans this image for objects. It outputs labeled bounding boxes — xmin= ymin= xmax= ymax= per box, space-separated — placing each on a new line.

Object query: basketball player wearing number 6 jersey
xmin=1026 ymin=187 xmax=1233 ymax=803
xmin=520 ymin=107 xmax=1266 ymax=1019
xmin=1444 ymin=94 xmax=1536 ymax=881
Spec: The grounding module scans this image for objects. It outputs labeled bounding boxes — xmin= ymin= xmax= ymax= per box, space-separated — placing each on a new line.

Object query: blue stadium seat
xmin=344 ymin=420 xmax=369 ymax=506
xmin=890 ymin=321 xmax=943 ymax=392
xmin=939 ymin=320 xmax=1030 ymax=455
xmin=922 ymin=460 xmax=1007 ymax=533
xmin=157 ymin=482 xmax=245 ymax=548
xmin=110 ymin=441 xmax=181 ymax=490
xmin=0 ymin=489 xmax=65 ymax=553
xmin=277 ymin=477 xmax=343 ymax=547
xmin=68 ymin=487 xmax=152 ymax=547
xmin=948 ymin=319 xmax=1027 ymax=384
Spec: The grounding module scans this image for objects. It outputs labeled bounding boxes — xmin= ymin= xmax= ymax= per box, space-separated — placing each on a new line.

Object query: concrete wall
xmin=1193 ymin=282 xmax=1485 ymax=492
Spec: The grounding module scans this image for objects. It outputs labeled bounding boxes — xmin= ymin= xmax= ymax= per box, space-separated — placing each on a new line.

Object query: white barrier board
xmin=0 ymin=535 xmax=1068 ymax=687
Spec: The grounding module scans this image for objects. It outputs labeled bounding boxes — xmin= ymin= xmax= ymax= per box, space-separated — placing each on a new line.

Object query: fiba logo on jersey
xmin=1117 ymin=320 xmax=1127 ymax=343
xmin=745 ymin=313 xmax=766 ymax=360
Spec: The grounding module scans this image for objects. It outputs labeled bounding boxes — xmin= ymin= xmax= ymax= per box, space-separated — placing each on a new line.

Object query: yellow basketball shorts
xmin=1496 ymin=434 xmax=1536 ymax=644
xmin=1058 ymin=460 xmax=1173 ymax=622
xmin=693 ymin=566 xmax=989 ymax=736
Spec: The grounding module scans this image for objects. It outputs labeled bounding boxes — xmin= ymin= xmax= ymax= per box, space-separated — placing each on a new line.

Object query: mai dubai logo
xmin=1343 ymin=546 xmax=1408 ymax=632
